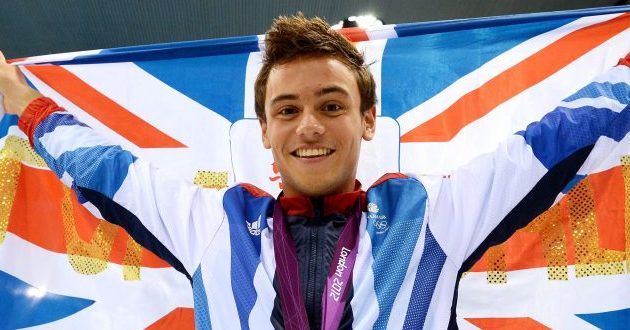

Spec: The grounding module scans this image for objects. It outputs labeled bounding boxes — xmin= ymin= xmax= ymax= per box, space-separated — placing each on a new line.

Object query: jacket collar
xmin=278 ymin=181 xmax=366 ymax=217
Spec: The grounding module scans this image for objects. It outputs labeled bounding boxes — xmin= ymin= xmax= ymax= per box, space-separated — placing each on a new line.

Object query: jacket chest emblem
xmin=246 ymin=215 xmax=262 ymax=236
xmin=368 ymin=202 xmax=389 ymax=234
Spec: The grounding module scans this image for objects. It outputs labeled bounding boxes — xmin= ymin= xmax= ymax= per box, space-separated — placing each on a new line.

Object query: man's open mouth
xmin=291 ymin=148 xmax=335 ymax=158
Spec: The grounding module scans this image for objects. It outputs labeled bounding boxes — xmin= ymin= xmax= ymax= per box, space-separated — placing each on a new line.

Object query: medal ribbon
xmin=273 ymin=199 xmax=361 ymax=330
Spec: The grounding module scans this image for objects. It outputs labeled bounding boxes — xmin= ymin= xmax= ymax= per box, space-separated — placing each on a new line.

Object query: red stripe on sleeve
xmin=18 ymin=97 xmax=63 ymax=147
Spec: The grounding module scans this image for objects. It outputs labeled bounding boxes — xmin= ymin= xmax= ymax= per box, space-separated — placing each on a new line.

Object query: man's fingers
xmin=0 ymin=51 xmax=5 ymax=63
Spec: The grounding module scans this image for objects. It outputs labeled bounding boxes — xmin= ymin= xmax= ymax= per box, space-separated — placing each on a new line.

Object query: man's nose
xmin=296 ymin=110 xmax=325 ymax=139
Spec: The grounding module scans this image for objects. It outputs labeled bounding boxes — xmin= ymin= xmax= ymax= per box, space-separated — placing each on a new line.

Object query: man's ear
xmin=362 ymin=106 xmax=376 ymax=141
xmin=260 ymin=119 xmax=271 ymax=149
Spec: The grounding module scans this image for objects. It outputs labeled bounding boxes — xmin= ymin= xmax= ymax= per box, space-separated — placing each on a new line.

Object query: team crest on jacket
xmin=247 ymin=216 xmax=262 ymax=236
xmin=368 ymin=202 xmax=388 ymax=234
xmin=367 ymin=202 xmax=379 ymax=213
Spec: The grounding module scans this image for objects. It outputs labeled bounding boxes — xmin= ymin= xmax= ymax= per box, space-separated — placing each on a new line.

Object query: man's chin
xmin=292 ymin=186 xmax=330 ymax=198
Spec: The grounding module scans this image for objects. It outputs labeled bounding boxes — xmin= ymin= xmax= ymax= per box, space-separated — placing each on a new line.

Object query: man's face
xmin=260 ymin=56 xmax=376 ymax=197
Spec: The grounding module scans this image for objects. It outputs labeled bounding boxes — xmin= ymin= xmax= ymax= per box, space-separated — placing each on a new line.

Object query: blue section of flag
xmin=0 ymin=114 xmax=18 ymax=137
xmin=403 ymin=228 xmax=446 ymax=329
xmin=0 ymin=270 xmax=94 ymax=329
xmin=223 ymin=185 xmax=274 ymax=329
xmin=564 ymin=81 xmax=630 ymax=105
xmin=366 ymin=176 xmax=427 ymax=328
xmin=517 ymin=104 xmax=630 ymax=170
xmin=64 ymin=35 xmax=260 ymax=65
xmin=193 ymin=267 xmax=212 ymax=330
xmin=577 ymin=308 xmax=630 ymax=329
xmin=135 ymin=53 xmax=249 ymax=123
xmin=381 ymin=18 xmax=573 ymax=119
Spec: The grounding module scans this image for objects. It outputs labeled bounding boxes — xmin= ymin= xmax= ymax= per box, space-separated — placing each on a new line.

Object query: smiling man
xmin=1 ymin=14 xmax=629 ymax=330
xmin=260 ymin=59 xmax=375 ymax=197
xmin=255 ymin=16 xmax=376 ymax=200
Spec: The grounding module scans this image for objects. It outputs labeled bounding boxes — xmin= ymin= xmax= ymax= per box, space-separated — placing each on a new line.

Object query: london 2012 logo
xmin=367 ymin=202 xmax=388 ymax=234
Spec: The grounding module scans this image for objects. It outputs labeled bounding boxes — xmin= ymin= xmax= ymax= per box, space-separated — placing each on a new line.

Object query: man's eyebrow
xmin=270 ymin=86 xmax=349 ymax=105
xmin=318 ymin=85 xmax=350 ymax=97
xmin=270 ymin=94 xmax=298 ymax=105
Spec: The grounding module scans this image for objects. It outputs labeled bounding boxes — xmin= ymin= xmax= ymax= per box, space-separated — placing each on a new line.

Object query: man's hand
xmin=0 ymin=51 xmax=42 ymax=117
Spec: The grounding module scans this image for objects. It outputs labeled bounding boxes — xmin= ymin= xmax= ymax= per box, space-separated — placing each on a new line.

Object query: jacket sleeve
xmin=428 ymin=57 xmax=630 ymax=266
xmin=20 ymin=97 xmax=225 ymax=279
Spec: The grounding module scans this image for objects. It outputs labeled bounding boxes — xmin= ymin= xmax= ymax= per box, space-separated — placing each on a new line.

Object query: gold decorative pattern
xmin=621 ymin=155 xmax=630 ymax=273
xmin=524 ymin=204 xmax=568 ymax=280
xmin=0 ymin=136 xmax=48 ymax=245
xmin=193 ymin=171 xmax=228 ymax=189
xmin=567 ymin=179 xmax=625 ymax=277
xmin=0 ymin=157 xmax=20 ymax=245
xmin=62 ymin=186 xmax=118 ymax=275
xmin=486 ymin=244 xmax=507 ymax=284
xmin=122 ymin=236 xmax=143 ymax=281
xmin=2 ymin=136 xmax=47 ymax=167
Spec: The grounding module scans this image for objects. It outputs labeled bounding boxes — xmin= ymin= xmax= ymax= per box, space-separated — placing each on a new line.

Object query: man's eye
xmin=278 ymin=107 xmax=298 ymax=116
xmin=322 ymin=103 xmax=342 ymax=112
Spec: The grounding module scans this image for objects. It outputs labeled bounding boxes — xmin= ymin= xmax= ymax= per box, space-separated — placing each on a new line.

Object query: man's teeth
xmin=295 ymin=148 xmax=332 ymax=157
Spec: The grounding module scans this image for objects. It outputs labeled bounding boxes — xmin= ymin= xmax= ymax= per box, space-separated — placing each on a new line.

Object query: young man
xmin=1 ymin=14 xmax=629 ymax=329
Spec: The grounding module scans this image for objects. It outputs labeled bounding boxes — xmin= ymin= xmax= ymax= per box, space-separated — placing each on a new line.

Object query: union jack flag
xmin=0 ymin=6 xmax=628 ymax=328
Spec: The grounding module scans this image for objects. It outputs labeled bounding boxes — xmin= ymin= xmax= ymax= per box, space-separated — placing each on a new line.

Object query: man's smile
xmin=291 ymin=147 xmax=336 ymax=158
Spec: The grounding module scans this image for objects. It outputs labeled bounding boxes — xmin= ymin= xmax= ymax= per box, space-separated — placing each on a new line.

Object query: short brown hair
xmin=254 ymin=13 xmax=376 ymax=121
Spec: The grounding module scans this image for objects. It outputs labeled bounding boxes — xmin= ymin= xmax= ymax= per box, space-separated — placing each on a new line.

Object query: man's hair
xmin=254 ymin=13 xmax=376 ymax=121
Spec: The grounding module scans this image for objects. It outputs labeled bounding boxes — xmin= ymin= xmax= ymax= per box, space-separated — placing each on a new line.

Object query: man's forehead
xmin=265 ymin=57 xmax=358 ymax=100
xmin=269 ymin=56 xmax=349 ymax=75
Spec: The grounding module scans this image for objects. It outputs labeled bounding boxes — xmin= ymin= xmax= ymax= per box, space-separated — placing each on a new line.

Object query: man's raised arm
xmin=427 ymin=55 xmax=630 ymax=268
xmin=0 ymin=51 xmax=225 ymax=280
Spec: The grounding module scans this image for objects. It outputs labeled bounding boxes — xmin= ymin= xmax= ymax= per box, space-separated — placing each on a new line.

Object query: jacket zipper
xmin=306 ymin=198 xmax=324 ymax=326
xmin=307 ymin=227 xmax=317 ymax=321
